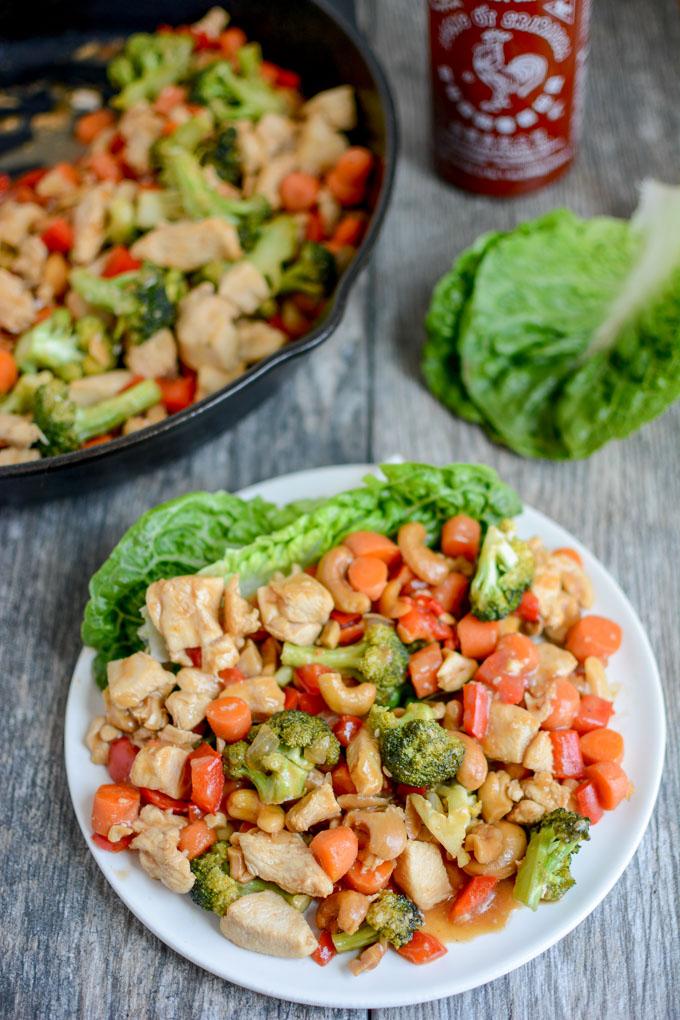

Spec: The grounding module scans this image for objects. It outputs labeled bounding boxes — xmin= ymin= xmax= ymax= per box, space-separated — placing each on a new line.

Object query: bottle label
xmin=429 ymin=0 xmax=591 ymax=183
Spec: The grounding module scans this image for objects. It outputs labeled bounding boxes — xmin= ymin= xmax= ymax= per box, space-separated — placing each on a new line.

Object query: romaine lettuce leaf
xmin=423 ymin=181 xmax=680 ymax=459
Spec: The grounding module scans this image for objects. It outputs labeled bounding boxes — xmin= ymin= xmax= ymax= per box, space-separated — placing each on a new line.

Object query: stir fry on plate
xmin=83 ymin=463 xmax=631 ymax=972
xmin=0 ymin=7 xmax=376 ymax=464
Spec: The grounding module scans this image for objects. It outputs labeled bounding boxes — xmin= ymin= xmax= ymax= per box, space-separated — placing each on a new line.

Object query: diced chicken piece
xmin=72 ymin=182 xmax=114 ymax=264
xmin=192 ymin=5 xmax=229 ymax=38
xmin=145 ymin=575 xmax=225 ymax=665
xmin=223 ymin=576 xmax=260 ymax=639
xmin=481 ymin=702 xmax=540 ymax=764
xmin=317 ymin=186 xmax=341 ymax=235
xmin=122 ymin=403 xmax=168 ymax=435
xmin=220 ymin=890 xmax=317 ymax=958
xmin=238 ymin=829 xmax=334 ymax=898
xmin=437 ymin=650 xmax=477 ymax=692
xmin=237 ymin=639 xmax=264 ymax=677
xmin=584 ymin=656 xmax=614 ymax=699
xmin=69 ymin=370 xmax=133 ymax=407
xmin=534 ymin=642 xmax=578 ymax=685
xmin=201 ymin=632 xmax=240 ymax=674
xmin=296 ymin=114 xmax=348 ymax=175
xmin=131 ymin=219 xmax=242 ymax=271
xmin=522 ymin=731 xmax=554 ymax=773
xmin=158 ymin=723 xmax=200 ymax=749
xmin=0 ymin=446 xmax=40 ymax=465
xmin=176 ymin=283 xmax=240 ymax=373
xmin=134 ymin=692 xmax=170 ymax=732
xmin=255 ymin=112 xmax=298 ymax=159
xmin=220 ymin=675 xmax=284 ymax=717
xmin=119 ymin=102 xmax=164 ymax=174
xmin=195 ymin=362 xmax=244 ymax=400
xmin=0 ymin=413 xmax=41 ymax=449
xmin=130 ymin=804 xmax=193 ymax=893
xmin=85 ymin=716 xmax=122 ymax=765
xmin=36 ymin=165 xmax=79 ymax=200
xmin=236 ymin=121 xmax=266 ymax=176
xmin=12 ymin=235 xmax=48 ymax=287
xmin=303 ymin=86 xmax=357 ymax=131
xmin=254 ymin=153 xmax=297 ymax=209
xmin=130 ymin=741 xmax=190 ymax=800
xmin=393 ymin=840 xmax=452 ymax=911
xmin=165 ymin=667 xmax=221 ymax=730
xmin=346 ymin=725 xmax=383 ymax=796
xmin=0 ymin=200 xmax=43 ymax=247
xmin=507 ymin=771 xmax=570 ymax=824
xmin=125 ymin=328 xmax=178 ymax=379
xmin=0 ymin=268 xmax=34 ymax=333
xmin=257 ymin=571 xmax=334 ymax=645
xmin=285 ymin=780 xmax=340 ymax=832
xmin=218 ymin=261 xmax=270 ymax=314
xmin=106 ymin=651 xmax=176 ymax=709
xmin=237 ymin=320 xmax=286 ymax=363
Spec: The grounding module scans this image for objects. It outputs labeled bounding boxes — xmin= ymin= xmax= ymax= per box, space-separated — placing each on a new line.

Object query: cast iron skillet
xmin=0 ymin=0 xmax=397 ymax=503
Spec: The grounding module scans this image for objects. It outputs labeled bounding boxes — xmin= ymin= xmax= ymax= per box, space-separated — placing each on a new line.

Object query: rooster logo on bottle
xmin=473 ymin=30 xmax=548 ymax=113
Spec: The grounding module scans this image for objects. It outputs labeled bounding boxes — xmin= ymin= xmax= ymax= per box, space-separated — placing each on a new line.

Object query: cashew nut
xmin=316 ymin=545 xmax=371 ymax=614
xmin=397 ymin=522 xmax=451 ymax=585
xmin=378 ymin=575 xmax=412 ymax=619
xmin=318 ymin=671 xmax=376 ymax=716
xmin=316 ymin=890 xmax=371 ymax=935
xmin=478 ymin=769 xmax=514 ymax=823
xmin=455 ymin=732 xmax=489 ymax=791
xmin=344 ymin=806 xmax=407 ymax=860
xmin=463 ymin=821 xmax=527 ymax=878
xmin=346 ymin=725 xmax=383 ymax=796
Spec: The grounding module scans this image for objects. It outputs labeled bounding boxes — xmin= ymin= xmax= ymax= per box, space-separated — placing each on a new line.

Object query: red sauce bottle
xmin=428 ymin=1 xmax=592 ymax=196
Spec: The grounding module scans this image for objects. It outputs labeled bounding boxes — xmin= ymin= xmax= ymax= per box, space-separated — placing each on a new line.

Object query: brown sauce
xmin=423 ymin=878 xmax=518 ymax=943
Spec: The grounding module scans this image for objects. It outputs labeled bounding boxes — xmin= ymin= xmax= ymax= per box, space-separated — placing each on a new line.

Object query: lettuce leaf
xmin=81 ymin=491 xmax=297 ymax=687
xmin=423 ymin=181 xmax=680 ymax=459
xmin=199 ymin=461 xmax=521 ymax=594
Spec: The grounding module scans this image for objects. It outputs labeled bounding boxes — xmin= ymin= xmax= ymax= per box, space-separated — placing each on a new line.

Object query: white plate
xmin=64 ymin=464 xmax=666 ymax=1009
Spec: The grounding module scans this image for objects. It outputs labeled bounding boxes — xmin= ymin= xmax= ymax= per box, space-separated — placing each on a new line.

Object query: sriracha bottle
xmin=428 ymin=0 xmax=592 ymax=196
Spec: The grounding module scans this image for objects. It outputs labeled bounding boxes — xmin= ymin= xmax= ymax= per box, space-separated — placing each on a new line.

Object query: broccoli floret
xmin=76 ymin=316 xmax=118 ymax=374
xmin=108 ymin=32 xmax=193 ymax=110
xmin=107 ymin=190 xmax=137 ymax=246
xmin=513 ymin=808 xmax=590 ymax=911
xmin=135 ymin=189 xmax=184 ymax=231
xmin=198 ymin=125 xmax=242 ymax=186
xmin=190 ymin=839 xmax=311 ymax=916
xmin=14 ymin=309 xmax=85 ymax=381
xmin=70 ymin=263 xmax=185 ymax=345
xmin=246 ymin=215 xmax=299 ymax=288
xmin=191 ymin=45 xmax=287 ymax=122
xmin=367 ymin=702 xmax=464 ymax=787
xmin=409 ymin=782 xmax=481 ymax=865
xmin=281 ymin=621 xmax=410 ymax=707
xmin=278 ymin=242 xmax=337 ymax=299
xmin=469 ymin=521 xmax=534 ymax=621
xmin=267 ymin=710 xmax=340 ymax=766
xmin=161 ymin=144 xmax=271 ymax=228
xmin=0 ymin=370 xmax=53 ymax=413
xmin=33 ymin=377 xmax=162 ymax=456
xmin=333 ymin=891 xmax=423 ymax=952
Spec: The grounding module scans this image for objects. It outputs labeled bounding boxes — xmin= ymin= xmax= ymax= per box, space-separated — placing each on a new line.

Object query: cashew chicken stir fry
xmin=87 ymin=513 xmax=630 ymax=972
xmin=0 ymin=8 xmax=376 ymax=464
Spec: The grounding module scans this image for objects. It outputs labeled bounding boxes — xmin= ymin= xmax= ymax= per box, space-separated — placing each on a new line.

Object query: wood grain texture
xmin=2 ymin=0 xmax=679 ymax=1016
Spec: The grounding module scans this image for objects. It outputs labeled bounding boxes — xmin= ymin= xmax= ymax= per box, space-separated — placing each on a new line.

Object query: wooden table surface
xmin=3 ymin=0 xmax=679 ymax=1016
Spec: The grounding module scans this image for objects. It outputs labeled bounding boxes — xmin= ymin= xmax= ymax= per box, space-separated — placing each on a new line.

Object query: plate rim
xmin=64 ymin=463 xmax=666 ymax=1009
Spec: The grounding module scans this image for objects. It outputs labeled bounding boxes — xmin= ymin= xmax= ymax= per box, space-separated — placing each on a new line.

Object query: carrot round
xmin=344 ymin=530 xmax=400 ymax=565
xmin=75 ymin=108 xmax=114 ymax=144
xmin=541 ymin=678 xmax=581 ymax=731
xmin=344 ymin=857 xmax=394 ymax=894
xmin=553 ymin=547 xmax=583 ymax=566
xmin=347 ymin=555 xmax=388 ymax=601
xmin=0 ymin=350 xmax=18 ymax=394
xmin=441 ymin=515 xmax=481 ymax=560
xmin=331 ymin=214 xmax=365 ymax=248
xmin=566 ymin=616 xmax=622 ymax=662
xmin=457 ymin=614 xmax=499 ymax=660
xmin=178 ymin=819 xmax=216 ymax=860
xmin=311 ymin=826 xmax=358 ymax=882
xmin=584 ymin=761 xmax=631 ymax=809
xmin=91 ymin=783 xmax=140 ymax=837
xmin=280 ymin=171 xmax=320 ymax=212
xmin=332 ymin=147 xmax=374 ymax=186
xmin=205 ymin=696 xmax=252 ymax=742
xmin=580 ymin=728 xmax=624 ymax=764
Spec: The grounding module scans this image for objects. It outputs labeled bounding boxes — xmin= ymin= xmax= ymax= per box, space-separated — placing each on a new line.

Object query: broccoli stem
xmin=331 ymin=924 xmax=380 ymax=954
xmin=281 ymin=640 xmax=363 ymax=672
xmin=248 ymin=216 xmax=298 ymax=287
xmin=513 ymin=831 xmax=552 ymax=911
xmin=75 ymin=380 xmax=162 ymax=442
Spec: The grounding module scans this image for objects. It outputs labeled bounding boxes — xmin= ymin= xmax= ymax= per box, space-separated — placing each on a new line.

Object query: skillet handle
xmin=325 ymin=0 xmax=357 ymax=27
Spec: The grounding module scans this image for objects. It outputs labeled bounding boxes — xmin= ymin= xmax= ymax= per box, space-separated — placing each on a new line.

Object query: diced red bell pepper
xmin=92 ymin=832 xmax=133 ymax=853
xmin=107 ymin=736 xmax=139 ymax=784
xmin=337 ymin=622 xmax=365 ymax=645
xmin=101 ymin=245 xmax=142 ymax=278
xmin=462 ymin=681 xmax=491 ymax=740
xmin=396 ymin=783 xmax=427 ymax=798
xmin=331 ymin=761 xmax=356 ymax=796
xmin=312 ymin=930 xmax=337 ymax=966
xmin=408 ymin=642 xmax=443 ymax=698
xmin=306 ymin=209 xmax=325 ymax=242
xmin=0 ymin=173 xmax=11 ymax=199
xmin=432 ymin=572 xmax=469 ymax=616
xmin=449 ymin=875 xmax=498 ymax=921
xmin=186 ymin=647 xmax=202 ymax=668
xmin=219 ymin=667 xmax=246 ymax=686
xmin=474 ymin=633 xmax=539 ymax=705
xmin=572 ymin=694 xmax=614 ymax=733
xmin=298 ymin=692 xmax=326 ymax=715
xmin=157 ymin=372 xmax=197 ymax=414
xmin=188 ymin=744 xmax=224 ymax=814
xmin=260 ymin=60 xmax=301 ymax=90
xmin=88 ymin=150 xmax=123 ymax=182
xmin=397 ymin=931 xmax=447 ymax=965
xmin=294 ymin=664 xmax=326 ymax=694
xmin=333 ymin=715 xmax=363 ymax=747
xmin=574 ymin=779 xmax=604 ymax=824
xmin=517 ymin=590 xmax=541 ymax=623
xmin=284 ymin=686 xmax=301 ymax=710
xmin=549 ymin=730 xmax=585 ymax=779
xmin=397 ymin=605 xmax=453 ymax=644
xmin=41 ymin=217 xmax=74 ymax=254
xmin=139 ymin=788 xmax=191 ymax=814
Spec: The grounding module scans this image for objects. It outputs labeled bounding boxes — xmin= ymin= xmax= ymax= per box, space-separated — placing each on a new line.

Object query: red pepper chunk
xmin=517 ymin=589 xmax=541 ymax=623
xmin=573 ymin=779 xmax=604 ymax=824
xmin=333 ymin=715 xmax=363 ymax=747
xmin=101 ymin=245 xmax=142 ymax=278
xmin=462 ymin=681 xmax=491 ymax=740
xmin=449 ymin=875 xmax=498 ymax=921
xmin=107 ymin=736 xmax=139 ymax=784
xmin=397 ymin=605 xmax=452 ymax=644
xmin=331 ymin=762 xmax=356 ymax=796
xmin=157 ymin=372 xmax=196 ymax=414
xmin=188 ymin=745 xmax=224 ymax=814
xmin=572 ymin=694 xmax=614 ymax=733
xmin=294 ymin=663 xmax=326 ymax=694
xmin=139 ymin=788 xmax=191 ymax=814
xmin=41 ymin=217 xmax=74 ymax=254
xmin=312 ymin=930 xmax=337 ymax=966
xmin=92 ymin=833 xmax=134 ymax=853
xmin=550 ymin=730 xmax=585 ymax=778
xmin=474 ymin=633 xmax=539 ymax=705
xmin=408 ymin=642 xmax=443 ymax=698
xmin=397 ymin=931 xmax=447 ymax=965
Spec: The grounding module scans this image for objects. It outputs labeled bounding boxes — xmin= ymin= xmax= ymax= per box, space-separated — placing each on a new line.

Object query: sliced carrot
xmin=549 ymin=730 xmax=584 ymax=778
xmin=343 ymin=530 xmax=400 ymax=566
xmin=344 ymin=857 xmax=394 ymax=895
xmin=541 ymin=678 xmax=581 ymax=731
xmin=553 ymin=547 xmax=582 ymax=566
xmin=457 ymin=614 xmax=499 ymax=660
xmin=178 ymin=819 xmax=216 ymax=860
xmin=565 ymin=616 xmax=622 ymax=662
xmin=311 ymin=826 xmax=358 ymax=882
xmin=331 ymin=761 xmax=356 ymax=796
xmin=91 ymin=783 xmax=140 ymax=837
xmin=306 ymin=209 xmax=325 ymax=242
xmin=331 ymin=214 xmax=365 ymax=248
xmin=441 ymin=515 xmax=481 ymax=560
xmin=75 ymin=108 xmax=114 ymax=145
xmin=580 ymin=728 xmax=624 ymax=765
xmin=332 ymin=147 xmax=374 ymax=186
xmin=573 ymin=694 xmax=614 ymax=733
xmin=218 ymin=26 xmax=247 ymax=57
xmin=280 ymin=171 xmax=320 ymax=212
xmin=347 ymin=555 xmax=388 ymax=601
xmin=0 ymin=349 xmax=18 ymax=394
xmin=205 ymin=696 xmax=252 ymax=742
xmin=449 ymin=875 xmax=498 ymax=921
xmin=584 ymin=761 xmax=631 ymax=809
xmin=326 ymin=169 xmax=364 ymax=207
xmin=408 ymin=642 xmax=443 ymax=698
